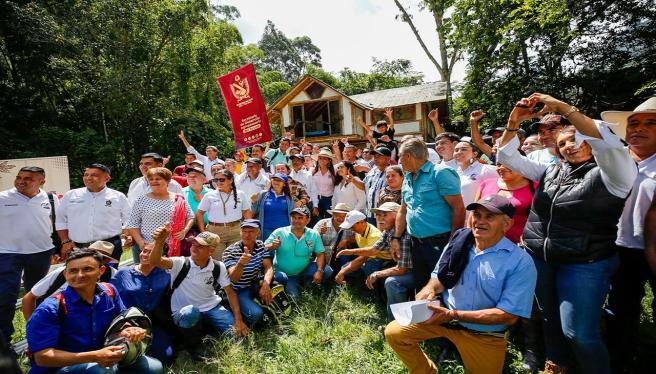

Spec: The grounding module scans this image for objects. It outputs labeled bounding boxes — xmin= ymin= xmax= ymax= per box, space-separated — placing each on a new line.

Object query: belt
xmin=412 ymin=232 xmax=450 ymax=244
xmin=443 ymin=322 xmax=507 ymax=339
xmin=208 ymin=220 xmax=241 ymax=227
xmin=318 ymin=195 xmax=333 ymax=199
xmin=74 ymin=235 xmax=121 ymax=248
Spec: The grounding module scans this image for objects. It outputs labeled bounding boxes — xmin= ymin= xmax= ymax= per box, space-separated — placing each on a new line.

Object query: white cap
xmin=339 ymin=210 xmax=367 ymax=229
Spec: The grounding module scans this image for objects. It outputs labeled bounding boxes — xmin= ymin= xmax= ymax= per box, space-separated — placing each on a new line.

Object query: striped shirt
xmin=222 ymin=240 xmax=272 ymax=290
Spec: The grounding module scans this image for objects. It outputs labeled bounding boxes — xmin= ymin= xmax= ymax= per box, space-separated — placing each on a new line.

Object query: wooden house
xmin=266 ymin=75 xmax=448 ymax=146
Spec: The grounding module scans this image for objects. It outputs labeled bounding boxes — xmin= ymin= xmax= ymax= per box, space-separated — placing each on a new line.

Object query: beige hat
xmin=88 ymin=241 xmax=119 ymax=263
xmin=371 ymin=202 xmax=401 ymax=214
xmin=191 ymin=231 xmax=221 ymax=249
xmin=327 ymin=203 xmax=352 ymax=215
xmin=317 ymin=149 xmax=335 ymax=159
xmin=601 ymin=96 xmax=656 ymax=140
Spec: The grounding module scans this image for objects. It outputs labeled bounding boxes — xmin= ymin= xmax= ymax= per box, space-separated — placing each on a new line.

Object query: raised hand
xmin=470 ymin=110 xmax=486 ymax=124
xmin=384 ymin=107 xmax=393 ymax=119
xmin=428 ymin=109 xmax=439 ymax=122
xmin=153 ymin=223 xmax=171 ymax=243
xmin=239 ymin=246 xmax=252 ymax=265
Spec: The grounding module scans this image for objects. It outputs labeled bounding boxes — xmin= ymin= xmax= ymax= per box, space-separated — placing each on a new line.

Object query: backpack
xmin=36 ymin=268 xmax=113 ymax=305
xmin=253 ymin=283 xmax=293 ymax=325
xmin=171 ymin=257 xmax=223 ymax=292
xmin=54 ymin=282 xmax=116 ymax=323
xmin=47 ymin=192 xmax=62 ymax=256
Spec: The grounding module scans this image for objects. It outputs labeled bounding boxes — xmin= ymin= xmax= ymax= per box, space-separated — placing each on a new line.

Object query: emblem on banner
xmin=230 ymin=75 xmax=251 ymax=102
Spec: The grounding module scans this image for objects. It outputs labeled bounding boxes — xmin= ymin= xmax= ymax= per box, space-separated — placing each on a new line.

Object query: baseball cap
xmin=245 ymin=158 xmax=262 ymax=165
xmin=339 ymin=210 xmax=367 ymax=229
xmin=191 ymin=231 xmax=221 ymax=249
xmin=240 ymin=219 xmax=261 ymax=229
xmin=376 ymin=120 xmax=388 ymax=127
xmin=371 ymin=146 xmax=392 ymax=157
xmin=466 ymin=194 xmax=515 ymax=218
xmin=484 ymin=127 xmax=505 ymax=136
xmin=87 ymin=163 xmax=111 ymax=175
xmin=88 ymin=240 xmax=119 ymax=263
xmin=185 ymin=164 xmax=204 ymax=175
xmin=271 ymin=173 xmax=288 ymax=182
xmin=291 ymin=206 xmax=310 ymax=216
xmin=289 ymin=153 xmax=304 ymax=160
xmin=530 ymin=114 xmax=570 ymax=132
xmin=371 ymin=202 xmax=401 ymax=214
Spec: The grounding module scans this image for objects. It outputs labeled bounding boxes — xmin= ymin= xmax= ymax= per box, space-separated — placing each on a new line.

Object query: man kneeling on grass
xmin=26 ymin=249 xmax=162 ymax=374
xmin=333 ymin=210 xmax=382 ymax=285
xmin=265 ymin=207 xmax=333 ymax=298
xmin=385 ymin=195 xmax=537 ymax=374
xmin=149 ymin=226 xmax=248 ymax=361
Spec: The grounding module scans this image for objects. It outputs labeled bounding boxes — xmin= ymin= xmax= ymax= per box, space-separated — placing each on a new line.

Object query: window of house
xmin=373 ymin=105 xmax=416 ymax=122
xmin=291 ymin=100 xmax=342 ymax=138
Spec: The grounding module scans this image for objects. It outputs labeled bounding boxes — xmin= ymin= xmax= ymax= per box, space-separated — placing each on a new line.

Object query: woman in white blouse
xmin=332 ymin=161 xmax=365 ymax=213
xmin=452 ymin=141 xmax=497 ymax=209
xmin=312 ymin=149 xmax=337 ymax=219
xmin=196 ymin=169 xmax=252 ymax=259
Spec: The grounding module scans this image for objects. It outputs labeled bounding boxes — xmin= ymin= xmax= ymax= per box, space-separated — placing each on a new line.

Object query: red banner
xmin=217 ymin=63 xmax=272 ymax=149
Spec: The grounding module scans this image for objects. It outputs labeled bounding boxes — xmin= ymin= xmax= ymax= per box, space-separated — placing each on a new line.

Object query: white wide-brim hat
xmin=601 ymin=96 xmax=656 ymax=140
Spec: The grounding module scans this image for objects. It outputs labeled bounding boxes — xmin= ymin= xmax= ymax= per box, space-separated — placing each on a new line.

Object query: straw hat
xmin=327 ymin=203 xmax=352 ymax=215
xmin=317 ymin=149 xmax=335 ymax=159
xmin=601 ymin=96 xmax=656 ymax=140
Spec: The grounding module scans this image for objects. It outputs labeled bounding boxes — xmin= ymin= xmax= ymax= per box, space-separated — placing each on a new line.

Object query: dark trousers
xmin=410 ymin=234 xmax=449 ymax=290
xmin=0 ymin=249 xmax=52 ymax=342
xmin=606 ymin=247 xmax=656 ymax=364
xmin=317 ymin=196 xmax=333 ymax=219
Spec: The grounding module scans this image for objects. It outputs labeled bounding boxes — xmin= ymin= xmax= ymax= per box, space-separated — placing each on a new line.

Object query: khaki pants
xmin=385 ymin=320 xmax=507 ymax=374
xmin=206 ymin=223 xmax=241 ymax=260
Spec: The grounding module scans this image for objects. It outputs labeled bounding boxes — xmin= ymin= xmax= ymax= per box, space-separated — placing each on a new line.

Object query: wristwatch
xmin=391 ymin=236 xmax=401 ymax=241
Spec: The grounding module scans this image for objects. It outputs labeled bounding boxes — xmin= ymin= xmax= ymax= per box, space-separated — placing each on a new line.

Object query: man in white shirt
xmin=236 ymin=158 xmax=269 ymax=202
xmin=526 ymin=114 xmax=567 ymax=165
xmin=178 ymin=130 xmax=224 ymax=180
xmin=56 ymin=163 xmax=131 ymax=262
xmin=126 ymin=152 xmax=183 ymax=206
xmin=290 ymin=154 xmax=319 ymax=216
xmin=149 ymin=226 xmax=248 ymax=361
xmin=600 ymin=97 xmax=656 ymax=369
xmin=0 ymin=166 xmax=58 ymax=343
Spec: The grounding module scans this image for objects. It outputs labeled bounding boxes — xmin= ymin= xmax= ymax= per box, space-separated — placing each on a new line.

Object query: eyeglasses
xmin=213 ymin=178 xmax=227 ymax=182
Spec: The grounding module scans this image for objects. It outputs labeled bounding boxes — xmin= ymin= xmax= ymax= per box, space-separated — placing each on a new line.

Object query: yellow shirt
xmin=355 ymin=224 xmax=390 ymax=260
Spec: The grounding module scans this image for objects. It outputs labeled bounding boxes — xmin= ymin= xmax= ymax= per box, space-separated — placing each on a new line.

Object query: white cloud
xmin=223 ymin=0 xmax=466 ymax=84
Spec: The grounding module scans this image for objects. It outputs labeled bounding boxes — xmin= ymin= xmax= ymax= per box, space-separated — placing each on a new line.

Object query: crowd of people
xmin=0 ymin=93 xmax=654 ymax=374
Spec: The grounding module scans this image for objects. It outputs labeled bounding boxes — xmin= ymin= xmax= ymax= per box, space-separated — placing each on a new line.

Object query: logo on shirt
xmin=205 ymin=275 xmax=214 ymax=286
xmin=105 ymin=200 xmax=112 ymax=207
xmin=41 ymin=202 xmax=50 ymax=209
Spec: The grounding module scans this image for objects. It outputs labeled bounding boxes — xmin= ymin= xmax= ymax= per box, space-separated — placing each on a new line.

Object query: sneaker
xmin=521 ymin=349 xmax=540 ymax=373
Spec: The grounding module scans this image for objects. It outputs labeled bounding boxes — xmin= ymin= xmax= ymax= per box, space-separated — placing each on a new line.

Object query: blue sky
xmin=223 ymin=0 xmax=466 ymax=83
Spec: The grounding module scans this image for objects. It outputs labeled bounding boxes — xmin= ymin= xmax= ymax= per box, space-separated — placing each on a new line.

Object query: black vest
xmin=523 ymin=160 xmax=626 ymax=263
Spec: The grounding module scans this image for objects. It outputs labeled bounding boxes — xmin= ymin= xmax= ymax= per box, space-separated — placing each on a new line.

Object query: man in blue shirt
xmin=385 ymin=195 xmax=537 ymax=374
xmin=393 ymin=138 xmax=465 ymax=289
xmin=26 ymin=249 xmax=162 ymax=374
xmin=266 ymin=207 xmax=333 ymax=298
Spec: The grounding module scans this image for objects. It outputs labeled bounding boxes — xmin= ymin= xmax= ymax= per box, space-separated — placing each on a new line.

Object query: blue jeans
xmin=0 ymin=250 xmax=52 ymax=341
xmin=274 ymin=262 xmax=334 ymax=298
xmin=338 ymin=257 xmax=383 ymax=279
xmin=173 ymin=304 xmax=234 ymax=334
xmin=131 ymin=243 xmax=141 ymax=264
xmin=55 ymin=355 xmax=163 ymax=373
xmin=384 ymin=273 xmax=415 ymax=322
xmin=533 ymin=255 xmax=619 ymax=374
xmin=318 ymin=196 xmax=332 ymax=219
xmin=235 ymin=288 xmax=264 ymax=326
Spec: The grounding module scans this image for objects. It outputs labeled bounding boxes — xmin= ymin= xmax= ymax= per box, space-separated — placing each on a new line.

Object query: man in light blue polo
xmin=386 ymin=194 xmax=537 ymax=374
xmin=392 ymin=137 xmax=465 ymax=289
xmin=265 ymin=207 xmax=334 ymax=297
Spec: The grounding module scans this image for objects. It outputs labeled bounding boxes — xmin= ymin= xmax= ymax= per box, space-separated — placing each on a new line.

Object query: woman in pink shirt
xmin=474 ymin=162 xmax=537 ymax=243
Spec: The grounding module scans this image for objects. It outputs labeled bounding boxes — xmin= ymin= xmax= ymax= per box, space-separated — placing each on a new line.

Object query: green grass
xmin=13 ymin=277 xmax=656 ymax=373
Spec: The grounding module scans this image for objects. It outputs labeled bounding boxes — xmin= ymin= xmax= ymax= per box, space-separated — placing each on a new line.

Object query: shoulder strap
xmin=171 ymin=257 xmax=191 ymax=291
xmin=47 ymin=192 xmax=56 ymax=225
xmin=99 ymin=282 xmax=115 ymax=298
xmin=55 ymin=292 xmax=67 ymax=324
xmin=44 ymin=271 xmax=67 ymax=301
xmin=211 ymin=260 xmax=223 ymax=290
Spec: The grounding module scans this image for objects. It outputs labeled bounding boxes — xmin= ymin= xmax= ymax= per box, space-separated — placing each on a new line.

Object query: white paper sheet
xmin=390 ymin=300 xmax=439 ymax=326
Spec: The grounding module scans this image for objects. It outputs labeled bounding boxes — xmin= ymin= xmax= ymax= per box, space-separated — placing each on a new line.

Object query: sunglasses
xmin=212 ymin=178 xmax=227 ymax=182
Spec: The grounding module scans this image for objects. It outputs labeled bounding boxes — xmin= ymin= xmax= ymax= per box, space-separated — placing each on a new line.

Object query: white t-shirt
xmin=169 ymin=257 xmax=231 ymax=313
xmin=127 ymin=177 xmax=184 ymax=207
xmin=0 ymin=188 xmax=58 ymax=254
xmin=197 ymin=189 xmax=251 ymax=223
xmin=456 ymin=162 xmax=498 ymax=208
xmin=31 ymin=266 xmax=118 ymax=298
xmin=55 ymin=187 xmax=130 ymax=243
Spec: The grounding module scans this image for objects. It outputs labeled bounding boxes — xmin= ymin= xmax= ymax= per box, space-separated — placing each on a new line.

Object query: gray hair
xmin=399 ymin=137 xmax=428 ymax=161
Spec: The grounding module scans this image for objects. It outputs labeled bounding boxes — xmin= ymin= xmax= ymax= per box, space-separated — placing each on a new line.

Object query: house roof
xmin=350 ymin=81 xmax=447 ymax=109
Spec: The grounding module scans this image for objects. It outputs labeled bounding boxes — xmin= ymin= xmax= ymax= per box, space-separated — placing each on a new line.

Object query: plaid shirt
xmin=288 ymin=177 xmax=310 ymax=206
xmin=373 ymin=229 xmax=413 ymax=269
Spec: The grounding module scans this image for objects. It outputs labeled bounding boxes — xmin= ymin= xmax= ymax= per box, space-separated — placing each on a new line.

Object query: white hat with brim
xmin=601 ymin=96 xmax=656 ymax=140
xmin=339 ymin=210 xmax=367 ymax=229
xmin=327 ymin=202 xmax=352 ymax=215
xmin=317 ymin=149 xmax=335 ymax=159
xmin=88 ymin=241 xmax=120 ymax=263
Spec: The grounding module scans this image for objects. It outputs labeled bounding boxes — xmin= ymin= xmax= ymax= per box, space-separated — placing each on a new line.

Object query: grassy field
xmin=13 ymin=256 xmax=656 ymax=373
